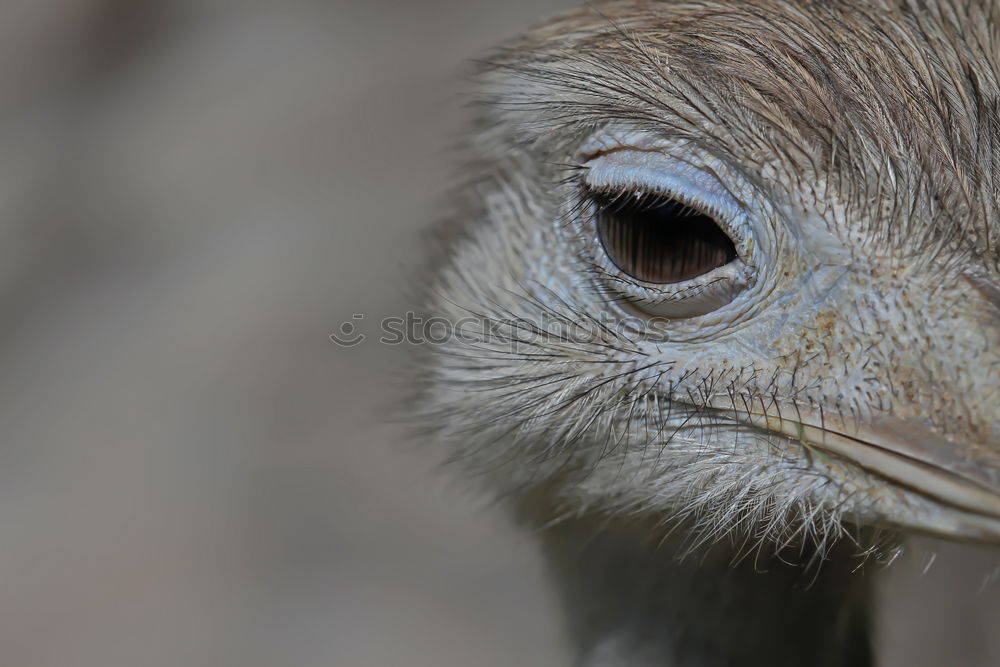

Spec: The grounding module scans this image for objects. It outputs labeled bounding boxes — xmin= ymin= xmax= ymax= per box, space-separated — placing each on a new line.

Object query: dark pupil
xmin=593 ymin=190 xmax=737 ymax=284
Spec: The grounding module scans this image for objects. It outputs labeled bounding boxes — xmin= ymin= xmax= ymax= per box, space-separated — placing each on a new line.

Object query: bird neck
xmin=533 ymin=514 xmax=875 ymax=667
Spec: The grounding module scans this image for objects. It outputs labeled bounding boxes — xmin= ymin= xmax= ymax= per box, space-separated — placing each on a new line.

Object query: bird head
xmin=419 ymin=0 xmax=1000 ymax=553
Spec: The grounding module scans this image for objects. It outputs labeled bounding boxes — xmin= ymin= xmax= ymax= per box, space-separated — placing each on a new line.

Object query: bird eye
xmin=574 ymin=137 xmax=758 ymax=321
xmin=592 ymin=189 xmax=738 ymax=284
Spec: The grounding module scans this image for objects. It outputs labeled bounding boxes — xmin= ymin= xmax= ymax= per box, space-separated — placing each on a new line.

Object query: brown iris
xmin=592 ymin=189 xmax=738 ymax=284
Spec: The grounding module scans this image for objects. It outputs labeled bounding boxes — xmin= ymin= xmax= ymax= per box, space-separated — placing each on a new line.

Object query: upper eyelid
xmin=580 ymin=155 xmax=749 ymax=227
xmin=575 ymin=132 xmax=758 ymax=210
xmin=583 ymin=183 xmax=728 ymax=230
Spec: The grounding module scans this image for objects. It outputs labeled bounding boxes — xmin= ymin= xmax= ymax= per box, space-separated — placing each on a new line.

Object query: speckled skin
xmin=417 ymin=1 xmax=1000 ymax=664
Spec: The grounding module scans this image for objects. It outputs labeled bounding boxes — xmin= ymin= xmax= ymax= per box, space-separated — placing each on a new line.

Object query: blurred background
xmin=0 ymin=1 xmax=996 ymax=666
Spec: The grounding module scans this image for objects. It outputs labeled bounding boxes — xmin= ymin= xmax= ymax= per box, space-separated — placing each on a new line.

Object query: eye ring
xmin=568 ymin=132 xmax=765 ymax=321
xmin=564 ymin=130 xmax=788 ymax=337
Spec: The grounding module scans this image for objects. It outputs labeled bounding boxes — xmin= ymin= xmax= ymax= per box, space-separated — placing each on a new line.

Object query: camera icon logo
xmin=330 ymin=314 xmax=366 ymax=347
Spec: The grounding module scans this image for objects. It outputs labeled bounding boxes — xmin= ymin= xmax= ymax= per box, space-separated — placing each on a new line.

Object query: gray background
xmin=0 ymin=1 xmax=996 ymax=665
